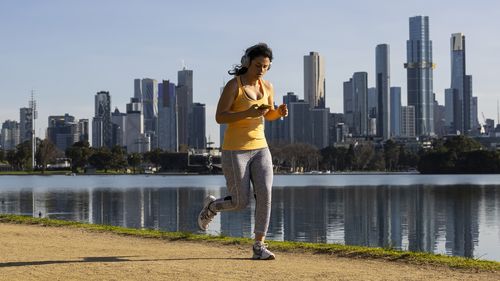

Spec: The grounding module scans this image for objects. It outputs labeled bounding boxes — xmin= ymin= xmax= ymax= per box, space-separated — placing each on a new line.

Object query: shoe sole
xmin=252 ymin=254 xmax=276 ymax=260
xmin=197 ymin=196 xmax=215 ymax=230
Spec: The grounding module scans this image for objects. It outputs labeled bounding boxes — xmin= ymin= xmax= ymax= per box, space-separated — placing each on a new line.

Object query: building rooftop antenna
xmin=181 ymin=59 xmax=186 ymax=70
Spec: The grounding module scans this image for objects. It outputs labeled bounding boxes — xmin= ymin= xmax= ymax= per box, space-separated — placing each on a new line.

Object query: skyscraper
xmin=264 ymin=115 xmax=283 ymax=146
xmin=448 ymin=33 xmax=473 ymax=135
xmin=141 ymin=78 xmax=158 ymax=135
xmin=47 ymin=114 xmax=79 ymax=151
xmin=405 ymin=16 xmax=434 ymax=136
xmin=134 ymin=79 xmax=142 ymax=100
xmin=376 ymin=44 xmax=391 ymax=139
xmin=434 ymin=96 xmax=446 ymax=137
xmin=158 ymin=81 xmax=178 ymax=152
xmin=352 ymin=72 xmax=368 ymax=136
xmin=367 ymin=87 xmax=377 ymax=119
xmin=126 ymin=97 xmax=149 ymax=153
xmin=289 ymin=101 xmax=311 ymax=144
xmin=343 ymin=79 xmax=354 ymax=133
xmin=111 ymin=108 xmax=127 ymax=147
xmin=304 ymin=52 xmax=325 ymax=109
xmin=444 ymin=88 xmax=454 ymax=131
xmin=1 ymin=120 xmax=20 ymax=150
xmin=329 ymin=113 xmax=345 ymax=145
xmin=401 ymin=106 xmax=416 ymax=137
xmin=92 ymin=91 xmax=112 ymax=148
xmin=471 ymin=96 xmax=479 ymax=134
xmin=191 ymin=103 xmax=206 ymax=150
xmin=310 ymin=107 xmax=330 ymax=149
xmin=78 ymin=119 xmax=89 ymax=142
xmin=282 ymin=92 xmax=299 ymax=144
xmin=450 ymin=33 xmax=466 ymax=134
xmin=465 ymin=74 xmax=473 ymax=133
xmin=19 ymin=107 xmax=32 ymax=143
xmin=390 ymin=87 xmax=401 ymax=137
xmin=177 ymin=68 xmax=193 ymax=147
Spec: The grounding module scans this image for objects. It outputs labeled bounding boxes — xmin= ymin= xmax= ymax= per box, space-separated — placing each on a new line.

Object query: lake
xmin=0 ymin=174 xmax=499 ymax=261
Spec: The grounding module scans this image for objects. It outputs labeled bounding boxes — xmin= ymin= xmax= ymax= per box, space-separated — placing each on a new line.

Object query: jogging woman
xmin=197 ymin=43 xmax=288 ymax=260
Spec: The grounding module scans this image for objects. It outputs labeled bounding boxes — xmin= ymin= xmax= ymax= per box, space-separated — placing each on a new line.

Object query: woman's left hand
xmin=277 ymin=104 xmax=288 ymax=117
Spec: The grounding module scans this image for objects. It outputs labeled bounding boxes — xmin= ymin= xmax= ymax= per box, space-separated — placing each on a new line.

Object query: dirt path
xmin=0 ymin=223 xmax=498 ymax=281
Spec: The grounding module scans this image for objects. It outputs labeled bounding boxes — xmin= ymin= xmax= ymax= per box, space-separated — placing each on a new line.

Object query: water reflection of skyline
xmin=0 ymin=185 xmax=498 ymax=261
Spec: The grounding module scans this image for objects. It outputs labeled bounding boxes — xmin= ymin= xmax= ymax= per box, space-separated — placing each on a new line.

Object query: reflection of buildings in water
xmin=89 ymin=187 xmax=215 ymax=234
xmin=388 ymin=187 xmax=403 ymax=249
xmin=219 ymin=186 xmax=253 ymax=238
xmin=141 ymin=188 xmax=159 ymax=229
xmin=157 ymin=188 xmax=179 ymax=232
xmin=407 ymin=186 xmax=438 ymax=253
xmin=376 ymin=186 xmax=390 ymax=247
xmin=33 ymin=190 xmax=49 ymax=218
xmin=148 ymin=187 xmax=212 ymax=233
xmin=267 ymin=188 xmax=285 ymax=241
xmin=283 ymin=187 xmax=328 ymax=243
xmin=0 ymin=189 xmax=34 ymax=216
xmin=177 ymin=188 xmax=205 ymax=232
xmin=69 ymin=191 xmax=89 ymax=222
xmin=29 ymin=189 xmax=90 ymax=221
xmin=344 ymin=186 xmax=404 ymax=249
xmin=481 ymin=187 xmax=500 ymax=245
xmin=90 ymin=189 xmax=126 ymax=227
xmin=0 ymin=183 xmax=492 ymax=260
xmin=122 ymin=189 xmax=140 ymax=228
xmin=344 ymin=186 xmax=375 ymax=246
xmin=325 ymin=188 xmax=344 ymax=244
xmin=444 ymin=186 xmax=480 ymax=258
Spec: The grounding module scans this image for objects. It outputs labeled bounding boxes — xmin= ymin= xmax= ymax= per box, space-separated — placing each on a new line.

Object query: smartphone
xmin=257 ymin=104 xmax=272 ymax=110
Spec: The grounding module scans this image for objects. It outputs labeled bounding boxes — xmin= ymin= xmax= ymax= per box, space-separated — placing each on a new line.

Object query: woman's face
xmin=247 ymin=56 xmax=271 ymax=79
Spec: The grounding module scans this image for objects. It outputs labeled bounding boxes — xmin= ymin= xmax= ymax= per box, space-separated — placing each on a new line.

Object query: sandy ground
xmin=0 ymin=223 xmax=498 ymax=281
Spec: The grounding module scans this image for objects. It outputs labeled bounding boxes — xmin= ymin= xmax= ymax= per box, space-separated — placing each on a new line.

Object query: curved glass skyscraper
xmin=405 ymin=16 xmax=434 ymax=136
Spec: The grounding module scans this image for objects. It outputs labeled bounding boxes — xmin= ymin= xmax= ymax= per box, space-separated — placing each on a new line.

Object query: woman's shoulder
xmin=261 ymin=79 xmax=274 ymax=92
xmin=225 ymin=77 xmax=239 ymax=88
xmin=222 ymin=77 xmax=239 ymax=92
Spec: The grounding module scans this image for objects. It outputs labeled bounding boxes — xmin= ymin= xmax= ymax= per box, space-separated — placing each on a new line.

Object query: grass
xmin=1 ymin=214 xmax=499 ymax=272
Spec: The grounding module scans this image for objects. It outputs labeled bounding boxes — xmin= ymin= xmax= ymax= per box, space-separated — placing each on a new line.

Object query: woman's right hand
xmin=245 ymin=105 xmax=268 ymax=118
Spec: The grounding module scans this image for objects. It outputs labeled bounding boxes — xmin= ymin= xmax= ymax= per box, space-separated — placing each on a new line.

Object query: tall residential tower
xmin=376 ymin=44 xmax=391 ymax=139
xmin=405 ymin=16 xmax=434 ymax=136
xmin=304 ymin=52 xmax=325 ymax=109
xmin=92 ymin=91 xmax=112 ymax=148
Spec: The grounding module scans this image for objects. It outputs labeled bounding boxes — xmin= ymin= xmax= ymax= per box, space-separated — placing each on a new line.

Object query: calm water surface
xmin=0 ymin=174 xmax=499 ymax=261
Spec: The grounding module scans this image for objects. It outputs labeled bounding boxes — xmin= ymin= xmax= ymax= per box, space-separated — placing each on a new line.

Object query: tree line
xmin=0 ymin=140 xmax=197 ymax=173
xmin=2 ymin=136 xmax=496 ymax=174
xmin=269 ymin=140 xmax=419 ymax=172
xmin=418 ymin=135 xmax=500 ymax=174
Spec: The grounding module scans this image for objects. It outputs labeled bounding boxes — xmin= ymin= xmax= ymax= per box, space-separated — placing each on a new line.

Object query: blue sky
xmin=1 ymin=0 xmax=499 ymax=145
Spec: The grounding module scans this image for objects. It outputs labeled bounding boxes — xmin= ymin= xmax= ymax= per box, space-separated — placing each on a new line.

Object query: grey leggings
xmin=212 ymin=147 xmax=273 ymax=236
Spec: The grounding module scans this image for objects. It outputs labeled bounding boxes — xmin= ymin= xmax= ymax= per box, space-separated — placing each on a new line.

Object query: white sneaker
xmin=252 ymin=242 xmax=276 ymax=260
xmin=197 ymin=195 xmax=216 ymax=231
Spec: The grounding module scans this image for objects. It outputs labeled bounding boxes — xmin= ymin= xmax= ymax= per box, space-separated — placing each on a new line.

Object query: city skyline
xmin=1 ymin=1 xmax=500 ymax=145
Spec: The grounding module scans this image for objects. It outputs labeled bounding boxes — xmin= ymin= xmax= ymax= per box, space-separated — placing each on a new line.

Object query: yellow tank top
xmin=222 ymin=76 xmax=269 ymax=150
